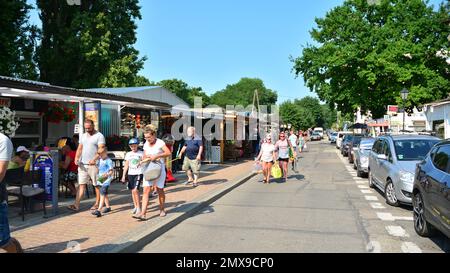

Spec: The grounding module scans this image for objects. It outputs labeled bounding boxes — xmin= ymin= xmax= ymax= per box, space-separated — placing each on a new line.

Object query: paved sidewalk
xmin=2 ymin=160 xmax=254 ymax=253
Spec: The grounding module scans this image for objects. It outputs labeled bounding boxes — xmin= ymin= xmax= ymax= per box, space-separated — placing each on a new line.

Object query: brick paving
xmin=1 ymin=160 xmax=253 ymax=253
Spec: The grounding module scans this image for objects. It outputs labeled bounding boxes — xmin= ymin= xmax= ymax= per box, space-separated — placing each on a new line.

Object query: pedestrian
xmin=134 ymin=125 xmax=171 ymax=220
xmin=92 ymin=149 xmax=113 ymax=217
xmin=7 ymin=146 xmax=30 ymax=170
xmin=178 ymin=127 xmax=203 ymax=187
xmin=68 ymin=119 xmax=106 ymax=212
xmin=288 ymin=129 xmax=299 ymax=171
xmin=60 ymin=145 xmax=78 ymax=197
xmin=298 ymin=131 xmax=305 ymax=153
xmin=121 ymin=138 xmax=144 ymax=216
xmin=255 ymin=134 xmax=277 ymax=184
xmin=275 ymin=132 xmax=296 ymax=181
xmin=0 ymin=133 xmax=24 ymax=253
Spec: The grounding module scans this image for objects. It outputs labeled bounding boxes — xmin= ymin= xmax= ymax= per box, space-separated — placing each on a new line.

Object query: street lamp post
xmin=400 ymin=88 xmax=409 ymax=132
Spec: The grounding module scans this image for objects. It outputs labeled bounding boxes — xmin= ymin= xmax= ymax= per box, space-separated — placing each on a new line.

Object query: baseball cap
xmin=16 ymin=146 xmax=30 ymax=153
xmin=128 ymin=138 xmax=139 ymax=145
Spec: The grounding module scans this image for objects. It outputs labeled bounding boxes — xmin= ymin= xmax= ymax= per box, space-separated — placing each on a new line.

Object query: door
xmin=431 ymin=145 xmax=450 ymax=231
xmin=378 ymin=140 xmax=393 ymax=189
xmin=370 ymin=139 xmax=383 ymax=185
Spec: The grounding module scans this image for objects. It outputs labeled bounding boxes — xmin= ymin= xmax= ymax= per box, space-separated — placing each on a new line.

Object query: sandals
xmin=67 ymin=205 xmax=79 ymax=212
xmin=133 ymin=215 xmax=148 ymax=221
xmin=90 ymin=205 xmax=98 ymax=211
xmin=160 ymin=210 xmax=167 ymax=217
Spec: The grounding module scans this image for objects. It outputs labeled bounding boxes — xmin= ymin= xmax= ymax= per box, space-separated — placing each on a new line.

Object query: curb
xmin=102 ymin=171 xmax=256 ymax=253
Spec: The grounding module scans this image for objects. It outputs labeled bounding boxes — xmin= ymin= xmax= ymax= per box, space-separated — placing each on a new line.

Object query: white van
xmin=314 ymin=127 xmax=324 ymax=138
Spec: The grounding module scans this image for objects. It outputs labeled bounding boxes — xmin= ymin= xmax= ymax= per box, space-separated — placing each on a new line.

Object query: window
xmin=382 ymin=141 xmax=392 ymax=161
xmin=372 ymin=140 xmax=382 ymax=154
xmin=433 ymin=145 xmax=450 ymax=173
xmin=394 ymin=139 xmax=440 ymax=161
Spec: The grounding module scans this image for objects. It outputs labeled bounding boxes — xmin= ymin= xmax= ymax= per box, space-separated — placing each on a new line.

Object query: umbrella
xmin=348 ymin=123 xmax=368 ymax=129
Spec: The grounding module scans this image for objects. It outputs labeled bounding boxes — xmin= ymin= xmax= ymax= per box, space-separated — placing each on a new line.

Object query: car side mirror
xmin=377 ymin=154 xmax=387 ymax=160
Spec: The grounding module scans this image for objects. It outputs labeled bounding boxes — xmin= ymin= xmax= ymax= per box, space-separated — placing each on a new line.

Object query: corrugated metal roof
xmin=88 ymin=86 xmax=162 ymax=94
xmin=0 ymin=75 xmax=171 ymax=109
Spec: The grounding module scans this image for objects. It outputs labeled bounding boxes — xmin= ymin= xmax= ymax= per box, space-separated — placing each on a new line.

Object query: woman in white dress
xmin=134 ymin=125 xmax=171 ymax=220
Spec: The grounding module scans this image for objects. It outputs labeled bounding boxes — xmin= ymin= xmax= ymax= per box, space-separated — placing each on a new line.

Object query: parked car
xmin=353 ymin=138 xmax=375 ymax=177
xmin=348 ymin=136 xmax=363 ymax=164
xmin=368 ymin=135 xmax=441 ymax=206
xmin=336 ymin=131 xmax=352 ymax=150
xmin=314 ymin=127 xmax=324 ymax=139
xmin=341 ymin=134 xmax=364 ymax=157
xmin=310 ymin=132 xmax=322 ymax=141
xmin=412 ymin=139 xmax=450 ymax=238
xmin=330 ymin=132 xmax=338 ymax=144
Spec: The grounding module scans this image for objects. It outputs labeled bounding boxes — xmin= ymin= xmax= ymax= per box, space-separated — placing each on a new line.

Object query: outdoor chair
xmin=5 ymin=167 xmax=46 ymax=221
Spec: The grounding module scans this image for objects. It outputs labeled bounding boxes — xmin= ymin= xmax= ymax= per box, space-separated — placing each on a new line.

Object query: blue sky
xmin=27 ymin=0 xmax=444 ymax=103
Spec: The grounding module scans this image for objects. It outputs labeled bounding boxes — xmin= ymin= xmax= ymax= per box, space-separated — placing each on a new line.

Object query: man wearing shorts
xmin=0 ymin=133 xmax=23 ymax=253
xmin=179 ymin=127 xmax=203 ymax=187
xmin=68 ymin=119 xmax=106 ymax=212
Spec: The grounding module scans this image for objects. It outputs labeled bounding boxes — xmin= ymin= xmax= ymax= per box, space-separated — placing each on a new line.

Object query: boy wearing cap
xmin=121 ymin=138 xmax=144 ymax=215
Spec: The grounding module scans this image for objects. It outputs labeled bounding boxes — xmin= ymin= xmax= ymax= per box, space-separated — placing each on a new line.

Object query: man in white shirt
xmin=68 ymin=119 xmax=106 ymax=212
xmin=0 ymin=133 xmax=23 ymax=253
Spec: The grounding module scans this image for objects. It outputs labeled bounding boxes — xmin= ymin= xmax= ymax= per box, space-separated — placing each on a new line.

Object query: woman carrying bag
xmin=255 ymin=134 xmax=277 ymax=184
xmin=134 ymin=125 xmax=171 ymax=221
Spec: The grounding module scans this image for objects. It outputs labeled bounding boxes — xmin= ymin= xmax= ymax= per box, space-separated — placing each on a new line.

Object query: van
xmin=314 ymin=127 xmax=324 ymax=138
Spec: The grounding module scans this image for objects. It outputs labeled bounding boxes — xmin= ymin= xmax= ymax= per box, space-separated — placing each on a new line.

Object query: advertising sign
xmin=33 ymin=153 xmax=53 ymax=201
xmin=387 ymin=105 xmax=399 ymax=115
xmin=84 ymin=102 xmax=101 ymax=130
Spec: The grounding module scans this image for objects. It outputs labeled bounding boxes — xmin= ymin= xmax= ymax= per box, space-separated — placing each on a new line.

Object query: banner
xmin=33 ymin=153 xmax=53 ymax=201
xmin=84 ymin=102 xmax=101 ymax=130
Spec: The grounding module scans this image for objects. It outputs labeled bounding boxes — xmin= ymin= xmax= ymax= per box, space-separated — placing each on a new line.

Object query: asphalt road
xmin=140 ymin=141 xmax=449 ymax=253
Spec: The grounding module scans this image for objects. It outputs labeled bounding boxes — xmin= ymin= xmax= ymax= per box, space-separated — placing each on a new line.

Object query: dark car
xmin=348 ymin=136 xmax=363 ymax=164
xmin=413 ymin=139 xmax=450 ymax=238
xmin=341 ymin=134 xmax=364 ymax=157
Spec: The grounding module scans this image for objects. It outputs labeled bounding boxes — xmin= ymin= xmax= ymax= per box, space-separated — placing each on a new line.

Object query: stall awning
xmin=0 ymin=76 xmax=171 ymax=110
xmin=367 ymin=122 xmax=390 ymax=127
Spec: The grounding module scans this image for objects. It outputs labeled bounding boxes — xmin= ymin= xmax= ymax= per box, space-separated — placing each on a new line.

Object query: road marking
xmin=358 ymin=185 xmax=370 ymax=189
xmin=365 ymin=196 xmax=379 ymax=201
xmin=370 ymin=202 xmax=386 ymax=209
xmin=376 ymin=212 xmax=413 ymax=221
xmin=401 ymin=242 xmax=422 ymax=253
xmin=361 ymin=189 xmax=373 ymax=194
xmin=355 ymin=181 xmax=366 ymax=185
xmin=385 ymin=226 xmax=409 ymax=237
xmin=352 ymin=177 xmax=365 ymax=180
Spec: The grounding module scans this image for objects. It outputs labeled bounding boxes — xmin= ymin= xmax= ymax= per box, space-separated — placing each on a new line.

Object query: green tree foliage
xmin=210 ymin=78 xmax=278 ymax=108
xmin=292 ymin=0 xmax=449 ymax=118
xmin=0 ymin=0 xmax=38 ymax=79
xmin=36 ymin=0 xmax=146 ymax=88
xmin=280 ymin=96 xmax=336 ymax=130
xmin=157 ymin=79 xmax=210 ymax=107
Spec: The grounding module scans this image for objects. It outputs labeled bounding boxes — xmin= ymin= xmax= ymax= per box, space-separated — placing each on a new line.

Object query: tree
xmin=280 ymin=96 xmax=336 ymax=130
xmin=36 ymin=0 xmax=146 ymax=88
xmin=210 ymin=78 xmax=278 ymax=108
xmin=0 ymin=0 xmax=38 ymax=79
xmin=292 ymin=0 xmax=449 ymax=118
xmin=157 ymin=79 xmax=210 ymax=107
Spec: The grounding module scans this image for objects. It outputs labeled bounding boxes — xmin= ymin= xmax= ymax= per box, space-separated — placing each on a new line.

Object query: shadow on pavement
xmin=25 ymin=237 xmax=89 ymax=253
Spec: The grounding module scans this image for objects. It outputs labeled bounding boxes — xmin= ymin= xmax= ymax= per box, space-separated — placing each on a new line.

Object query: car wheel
xmin=368 ymin=170 xmax=375 ymax=188
xmin=385 ymin=180 xmax=399 ymax=207
xmin=356 ymin=165 xmax=362 ymax=177
xmin=412 ymin=192 xmax=435 ymax=237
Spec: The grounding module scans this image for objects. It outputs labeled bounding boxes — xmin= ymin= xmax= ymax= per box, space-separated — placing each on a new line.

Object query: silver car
xmin=353 ymin=138 xmax=375 ymax=177
xmin=368 ymin=135 xmax=440 ymax=206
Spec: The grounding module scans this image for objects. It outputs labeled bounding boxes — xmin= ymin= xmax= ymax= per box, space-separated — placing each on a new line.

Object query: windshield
xmin=393 ymin=139 xmax=440 ymax=161
xmin=352 ymin=137 xmax=362 ymax=145
xmin=359 ymin=139 xmax=375 ymax=150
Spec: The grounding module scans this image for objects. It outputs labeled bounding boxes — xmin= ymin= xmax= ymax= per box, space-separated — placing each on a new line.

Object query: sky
xmin=27 ymin=0 xmax=445 ymax=103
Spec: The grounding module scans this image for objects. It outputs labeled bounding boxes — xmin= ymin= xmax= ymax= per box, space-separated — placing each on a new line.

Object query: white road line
xmin=365 ymin=196 xmax=379 ymax=201
xmin=355 ymin=181 xmax=366 ymax=185
xmin=361 ymin=190 xmax=373 ymax=194
xmin=401 ymin=242 xmax=422 ymax=253
xmin=352 ymin=177 xmax=366 ymax=180
xmin=376 ymin=212 xmax=413 ymax=221
xmin=358 ymin=185 xmax=370 ymax=189
xmin=370 ymin=202 xmax=386 ymax=209
xmin=385 ymin=226 xmax=410 ymax=237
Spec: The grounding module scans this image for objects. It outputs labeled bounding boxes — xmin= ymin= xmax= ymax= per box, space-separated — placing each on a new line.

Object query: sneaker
xmin=131 ymin=208 xmax=137 ymax=214
xmin=93 ymin=210 xmax=102 ymax=217
xmin=151 ymin=191 xmax=158 ymax=197
xmin=102 ymin=207 xmax=111 ymax=214
xmin=135 ymin=208 xmax=141 ymax=215
xmin=183 ymin=181 xmax=192 ymax=186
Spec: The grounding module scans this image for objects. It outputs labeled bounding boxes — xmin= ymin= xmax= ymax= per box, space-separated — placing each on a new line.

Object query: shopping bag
xmin=271 ymin=163 xmax=282 ymax=179
xmin=253 ymin=162 xmax=263 ymax=174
